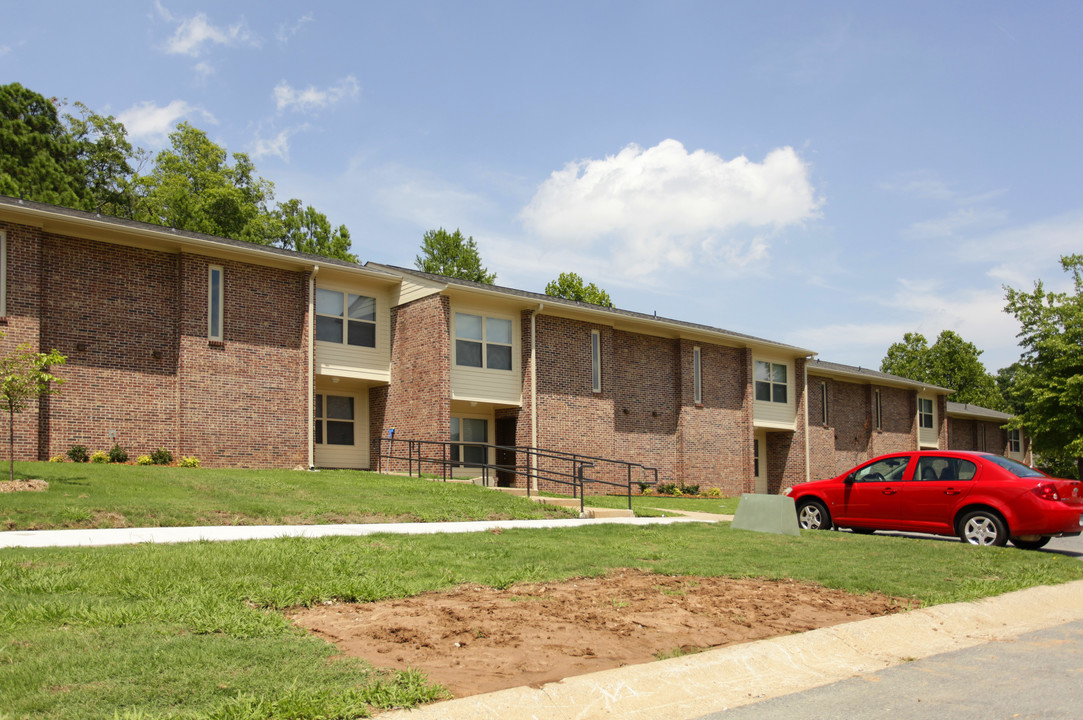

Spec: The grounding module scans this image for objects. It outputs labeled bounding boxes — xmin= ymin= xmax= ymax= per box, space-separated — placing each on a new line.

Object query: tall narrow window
xmin=1008 ymin=428 xmax=1021 ymax=454
xmin=208 ymin=265 xmax=223 ymax=342
xmin=0 ymin=230 xmax=7 ymax=318
xmin=754 ymin=361 xmax=788 ymax=403
xmin=820 ymin=382 xmax=829 ymax=425
xmin=591 ymin=330 xmax=601 ymax=393
xmin=874 ymin=389 xmax=883 ymax=431
xmin=693 ymin=347 xmax=702 ymax=405
xmin=918 ymin=397 xmax=934 ymax=429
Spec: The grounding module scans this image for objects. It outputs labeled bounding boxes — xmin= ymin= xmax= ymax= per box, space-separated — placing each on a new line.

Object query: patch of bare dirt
xmin=287 ymin=569 xmax=909 ymax=698
xmin=0 ymin=479 xmax=47 ymax=493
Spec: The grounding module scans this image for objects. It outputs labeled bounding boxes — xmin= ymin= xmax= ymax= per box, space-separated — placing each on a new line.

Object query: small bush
xmin=178 ymin=456 xmax=200 ymax=468
xmin=640 ymin=487 xmax=654 ymax=496
xmin=90 ymin=450 xmax=109 ymax=464
xmin=150 ymin=448 xmax=173 ymax=466
xmin=48 ymin=455 xmax=65 ymax=463
xmin=705 ymin=487 xmax=723 ymax=498
xmin=108 ymin=443 xmax=129 ymax=463
xmin=135 ymin=455 xmax=153 ymax=466
xmin=656 ymin=482 xmax=679 ymax=496
xmin=67 ymin=445 xmax=89 ymax=463
xmin=635 ymin=481 xmax=652 ymax=494
xmin=681 ymin=484 xmax=700 ymax=496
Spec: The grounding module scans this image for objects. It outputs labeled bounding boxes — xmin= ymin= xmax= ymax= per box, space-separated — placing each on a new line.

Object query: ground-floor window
xmin=451 ymin=417 xmax=488 ymax=466
xmin=315 ymin=394 xmax=355 ymax=445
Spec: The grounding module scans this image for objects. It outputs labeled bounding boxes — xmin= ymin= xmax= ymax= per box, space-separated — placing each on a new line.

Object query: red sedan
xmin=784 ymin=451 xmax=1083 ymax=548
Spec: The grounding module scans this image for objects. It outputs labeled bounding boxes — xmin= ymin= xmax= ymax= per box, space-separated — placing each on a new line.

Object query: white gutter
xmin=308 ymin=265 xmax=319 ymax=470
xmin=803 ymin=361 xmax=811 ymax=483
xmin=530 ymin=303 xmax=542 ymax=492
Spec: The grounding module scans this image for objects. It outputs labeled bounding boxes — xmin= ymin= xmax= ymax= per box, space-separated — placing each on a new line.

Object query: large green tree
xmin=880 ymin=330 xmax=1003 ymax=409
xmin=272 ymin=198 xmax=356 ymax=262
xmin=544 ymin=272 xmax=614 ymax=307
xmin=1004 ymin=254 xmax=1083 ymax=478
xmin=414 ymin=228 xmax=495 ymax=283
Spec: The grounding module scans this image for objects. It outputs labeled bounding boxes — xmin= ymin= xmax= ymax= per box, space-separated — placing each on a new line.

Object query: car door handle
xmin=943 ymin=488 xmax=961 ymax=495
xmin=882 ymin=488 xmax=897 ymax=495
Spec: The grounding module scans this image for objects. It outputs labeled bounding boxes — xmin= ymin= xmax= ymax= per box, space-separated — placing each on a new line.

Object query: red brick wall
xmin=372 ymin=293 xmax=451 ymax=473
xmin=0 ymin=221 xmax=45 ymax=460
xmin=1 ymin=222 xmax=309 ymax=466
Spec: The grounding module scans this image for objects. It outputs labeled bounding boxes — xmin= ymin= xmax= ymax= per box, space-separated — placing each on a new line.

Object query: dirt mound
xmin=287 ymin=569 xmax=907 ymax=698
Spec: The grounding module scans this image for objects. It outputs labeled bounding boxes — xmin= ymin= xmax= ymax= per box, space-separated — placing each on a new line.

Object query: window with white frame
xmin=1008 ymin=428 xmax=1021 ymax=454
xmin=693 ymin=347 xmax=702 ymax=405
xmin=591 ymin=330 xmax=601 ymax=393
xmin=314 ymin=394 xmax=355 ymax=446
xmin=754 ymin=361 xmax=788 ymax=403
xmin=820 ymin=382 xmax=829 ymax=425
xmin=918 ymin=397 xmax=934 ymax=430
xmin=208 ymin=265 xmax=223 ymax=342
xmin=0 ymin=230 xmax=7 ymax=318
xmin=316 ymin=289 xmax=376 ymax=347
xmin=454 ymin=313 xmax=512 ymax=370
xmin=874 ymin=389 xmax=883 ymax=430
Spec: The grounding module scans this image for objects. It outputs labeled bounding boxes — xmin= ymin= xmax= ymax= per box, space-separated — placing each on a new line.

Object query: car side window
xmin=915 ymin=457 xmax=977 ymax=481
xmin=854 ymin=456 xmax=910 ymax=483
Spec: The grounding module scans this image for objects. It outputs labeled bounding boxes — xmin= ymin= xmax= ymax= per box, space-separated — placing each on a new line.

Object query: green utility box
xmin=730 ymin=493 xmax=801 ymax=536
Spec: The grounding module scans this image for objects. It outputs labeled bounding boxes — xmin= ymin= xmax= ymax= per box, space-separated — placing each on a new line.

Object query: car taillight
xmin=1034 ymin=483 xmax=1060 ymax=501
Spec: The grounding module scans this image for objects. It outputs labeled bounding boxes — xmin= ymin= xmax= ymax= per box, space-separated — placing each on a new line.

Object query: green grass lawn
xmin=3 ymin=523 xmax=1083 ymax=718
xmin=0 ymin=462 xmax=575 ymax=531
xmin=580 ymin=493 xmax=740 ymax=516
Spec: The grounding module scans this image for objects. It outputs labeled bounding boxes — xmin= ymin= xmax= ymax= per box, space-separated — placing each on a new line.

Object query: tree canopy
xmin=880 ymin=330 xmax=1003 ymax=409
xmin=1 ymin=83 xmax=355 ymax=262
xmin=414 ymin=228 xmax=495 ymax=283
xmin=1003 ymin=254 xmax=1083 ymax=478
xmin=544 ymin=272 xmax=614 ymax=307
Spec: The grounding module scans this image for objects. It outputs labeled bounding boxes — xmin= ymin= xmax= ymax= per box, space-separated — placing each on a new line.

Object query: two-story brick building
xmin=0 ymin=194 xmax=1027 ymax=494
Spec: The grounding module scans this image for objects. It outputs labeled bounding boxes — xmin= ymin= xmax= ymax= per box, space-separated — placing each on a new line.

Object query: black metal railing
xmin=376 ymin=437 xmax=659 ymax=514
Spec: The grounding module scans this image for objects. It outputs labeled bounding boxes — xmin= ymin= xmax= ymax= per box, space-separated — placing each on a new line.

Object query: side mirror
xmin=844 ymin=474 xmax=855 ymax=484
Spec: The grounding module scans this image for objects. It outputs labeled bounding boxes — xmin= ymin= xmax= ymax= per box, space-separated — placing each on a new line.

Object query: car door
xmin=836 ymin=455 xmax=912 ymax=529
xmin=899 ymin=455 xmax=977 ymax=533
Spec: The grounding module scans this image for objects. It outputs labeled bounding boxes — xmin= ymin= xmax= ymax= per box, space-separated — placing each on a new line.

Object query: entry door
xmin=495 ymin=417 xmax=517 ymax=487
xmin=754 ymin=430 xmax=768 ymax=493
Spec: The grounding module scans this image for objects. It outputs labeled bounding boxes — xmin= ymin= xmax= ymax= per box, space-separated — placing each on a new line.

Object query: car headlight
xmin=783 ymin=487 xmax=793 ymax=496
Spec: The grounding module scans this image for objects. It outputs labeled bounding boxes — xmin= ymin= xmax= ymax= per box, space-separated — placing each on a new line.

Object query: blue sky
xmin=5 ymin=1 xmax=1082 ymax=373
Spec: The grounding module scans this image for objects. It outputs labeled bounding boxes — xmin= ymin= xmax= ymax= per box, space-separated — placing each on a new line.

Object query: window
xmin=874 ymin=390 xmax=883 ymax=430
xmin=979 ymin=424 xmax=987 ymax=452
xmin=591 ymin=330 xmax=601 ymax=393
xmin=916 ymin=457 xmax=976 ymax=482
xmin=753 ymin=438 xmax=760 ymax=477
xmin=0 ymin=230 xmax=6 ymax=317
xmin=918 ymin=397 xmax=934 ymax=430
xmin=853 ymin=456 xmax=910 ymax=482
xmin=455 ymin=313 xmax=512 ymax=370
xmin=754 ymin=361 xmax=788 ymax=403
xmin=693 ymin=347 xmax=702 ymax=405
xmin=1008 ymin=429 xmax=1021 ymax=454
xmin=316 ymin=289 xmax=376 ymax=347
xmin=451 ymin=417 xmax=488 ymax=466
xmin=208 ymin=265 xmax=223 ymax=341
xmin=314 ymin=394 xmax=354 ymax=445
xmin=820 ymin=382 xmax=829 ymax=425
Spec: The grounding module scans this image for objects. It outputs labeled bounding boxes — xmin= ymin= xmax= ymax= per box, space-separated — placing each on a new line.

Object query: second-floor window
xmin=455 ymin=313 xmax=512 ymax=370
xmin=1008 ymin=428 xmax=1021 ymax=453
xmin=754 ymin=361 xmax=787 ymax=403
xmin=316 ymin=289 xmax=376 ymax=347
xmin=918 ymin=397 xmax=934 ymax=429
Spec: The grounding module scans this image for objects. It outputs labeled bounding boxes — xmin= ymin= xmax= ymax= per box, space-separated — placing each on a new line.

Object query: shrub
xmin=67 ymin=445 xmax=89 ymax=463
xmin=90 ymin=450 xmax=109 ymax=464
xmin=705 ymin=487 xmax=723 ymax=498
xmin=656 ymin=482 xmax=679 ymax=496
xmin=48 ymin=455 xmax=65 ymax=463
xmin=681 ymin=484 xmax=700 ymax=496
xmin=150 ymin=448 xmax=173 ymax=466
xmin=641 ymin=487 xmax=654 ymax=496
xmin=635 ymin=481 xmax=652 ymax=494
xmin=135 ymin=455 xmax=153 ymax=466
xmin=108 ymin=443 xmax=129 ymax=463
xmin=178 ymin=456 xmax=200 ymax=468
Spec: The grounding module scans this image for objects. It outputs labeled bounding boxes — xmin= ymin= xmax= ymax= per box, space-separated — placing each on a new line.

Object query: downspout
xmin=530 ymin=303 xmax=542 ymax=492
xmin=308 ymin=265 xmax=319 ymax=470
xmin=803 ymin=358 xmax=811 ymax=483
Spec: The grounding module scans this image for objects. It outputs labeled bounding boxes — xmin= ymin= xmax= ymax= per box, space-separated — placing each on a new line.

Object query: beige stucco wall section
xmin=449 ymin=299 xmax=523 ymax=406
xmin=314 ymin=279 xmax=392 ymax=382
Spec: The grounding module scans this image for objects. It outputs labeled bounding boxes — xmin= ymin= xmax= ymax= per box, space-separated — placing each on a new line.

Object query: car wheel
xmin=1010 ymin=536 xmax=1051 ymax=550
xmin=797 ymin=499 xmax=832 ymax=530
xmin=958 ymin=510 xmax=1008 ymax=547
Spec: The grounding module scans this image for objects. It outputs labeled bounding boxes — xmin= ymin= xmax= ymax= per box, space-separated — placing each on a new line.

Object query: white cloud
xmin=274 ymin=76 xmax=360 ymax=113
xmin=249 ymin=130 xmax=292 ymax=162
xmin=117 ymin=100 xmax=216 ymax=146
xmin=156 ymin=2 xmax=256 ymax=56
xmin=194 ymin=61 xmax=215 ymax=78
xmin=907 ymin=206 xmax=1008 ymax=239
xmin=956 ymin=211 xmax=1083 ymax=289
xmin=276 ymin=13 xmax=314 ymax=44
xmin=520 ymin=140 xmax=821 ymax=277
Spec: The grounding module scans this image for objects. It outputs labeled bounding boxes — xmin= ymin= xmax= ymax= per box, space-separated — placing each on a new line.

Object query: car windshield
xmin=982 ymin=454 xmax=1047 ymax=478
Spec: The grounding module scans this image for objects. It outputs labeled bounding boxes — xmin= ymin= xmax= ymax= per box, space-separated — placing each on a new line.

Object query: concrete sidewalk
xmin=383 ymin=579 xmax=1083 ymax=720
xmin=0 ymin=515 xmax=705 ymax=549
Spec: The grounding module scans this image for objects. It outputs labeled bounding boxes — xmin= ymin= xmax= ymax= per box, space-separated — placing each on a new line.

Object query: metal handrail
xmin=376 ymin=437 xmax=659 ymax=511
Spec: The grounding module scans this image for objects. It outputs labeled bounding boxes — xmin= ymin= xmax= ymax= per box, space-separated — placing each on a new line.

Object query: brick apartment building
xmin=0 ymin=195 xmax=1030 ymax=494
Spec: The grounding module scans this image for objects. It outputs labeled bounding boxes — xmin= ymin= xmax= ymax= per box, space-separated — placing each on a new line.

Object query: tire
xmin=797 ymin=499 xmax=832 ymax=530
xmin=958 ymin=510 xmax=1008 ymax=547
xmin=1010 ymin=536 xmax=1051 ymax=550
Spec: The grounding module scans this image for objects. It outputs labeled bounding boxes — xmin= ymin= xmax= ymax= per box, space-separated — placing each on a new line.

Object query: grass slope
xmin=3 ymin=523 xmax=1082 ymax=718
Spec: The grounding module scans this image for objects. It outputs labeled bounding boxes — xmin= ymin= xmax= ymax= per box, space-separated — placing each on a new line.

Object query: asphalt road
xmin=693 ymin=530 xmax=1083 ymax=720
